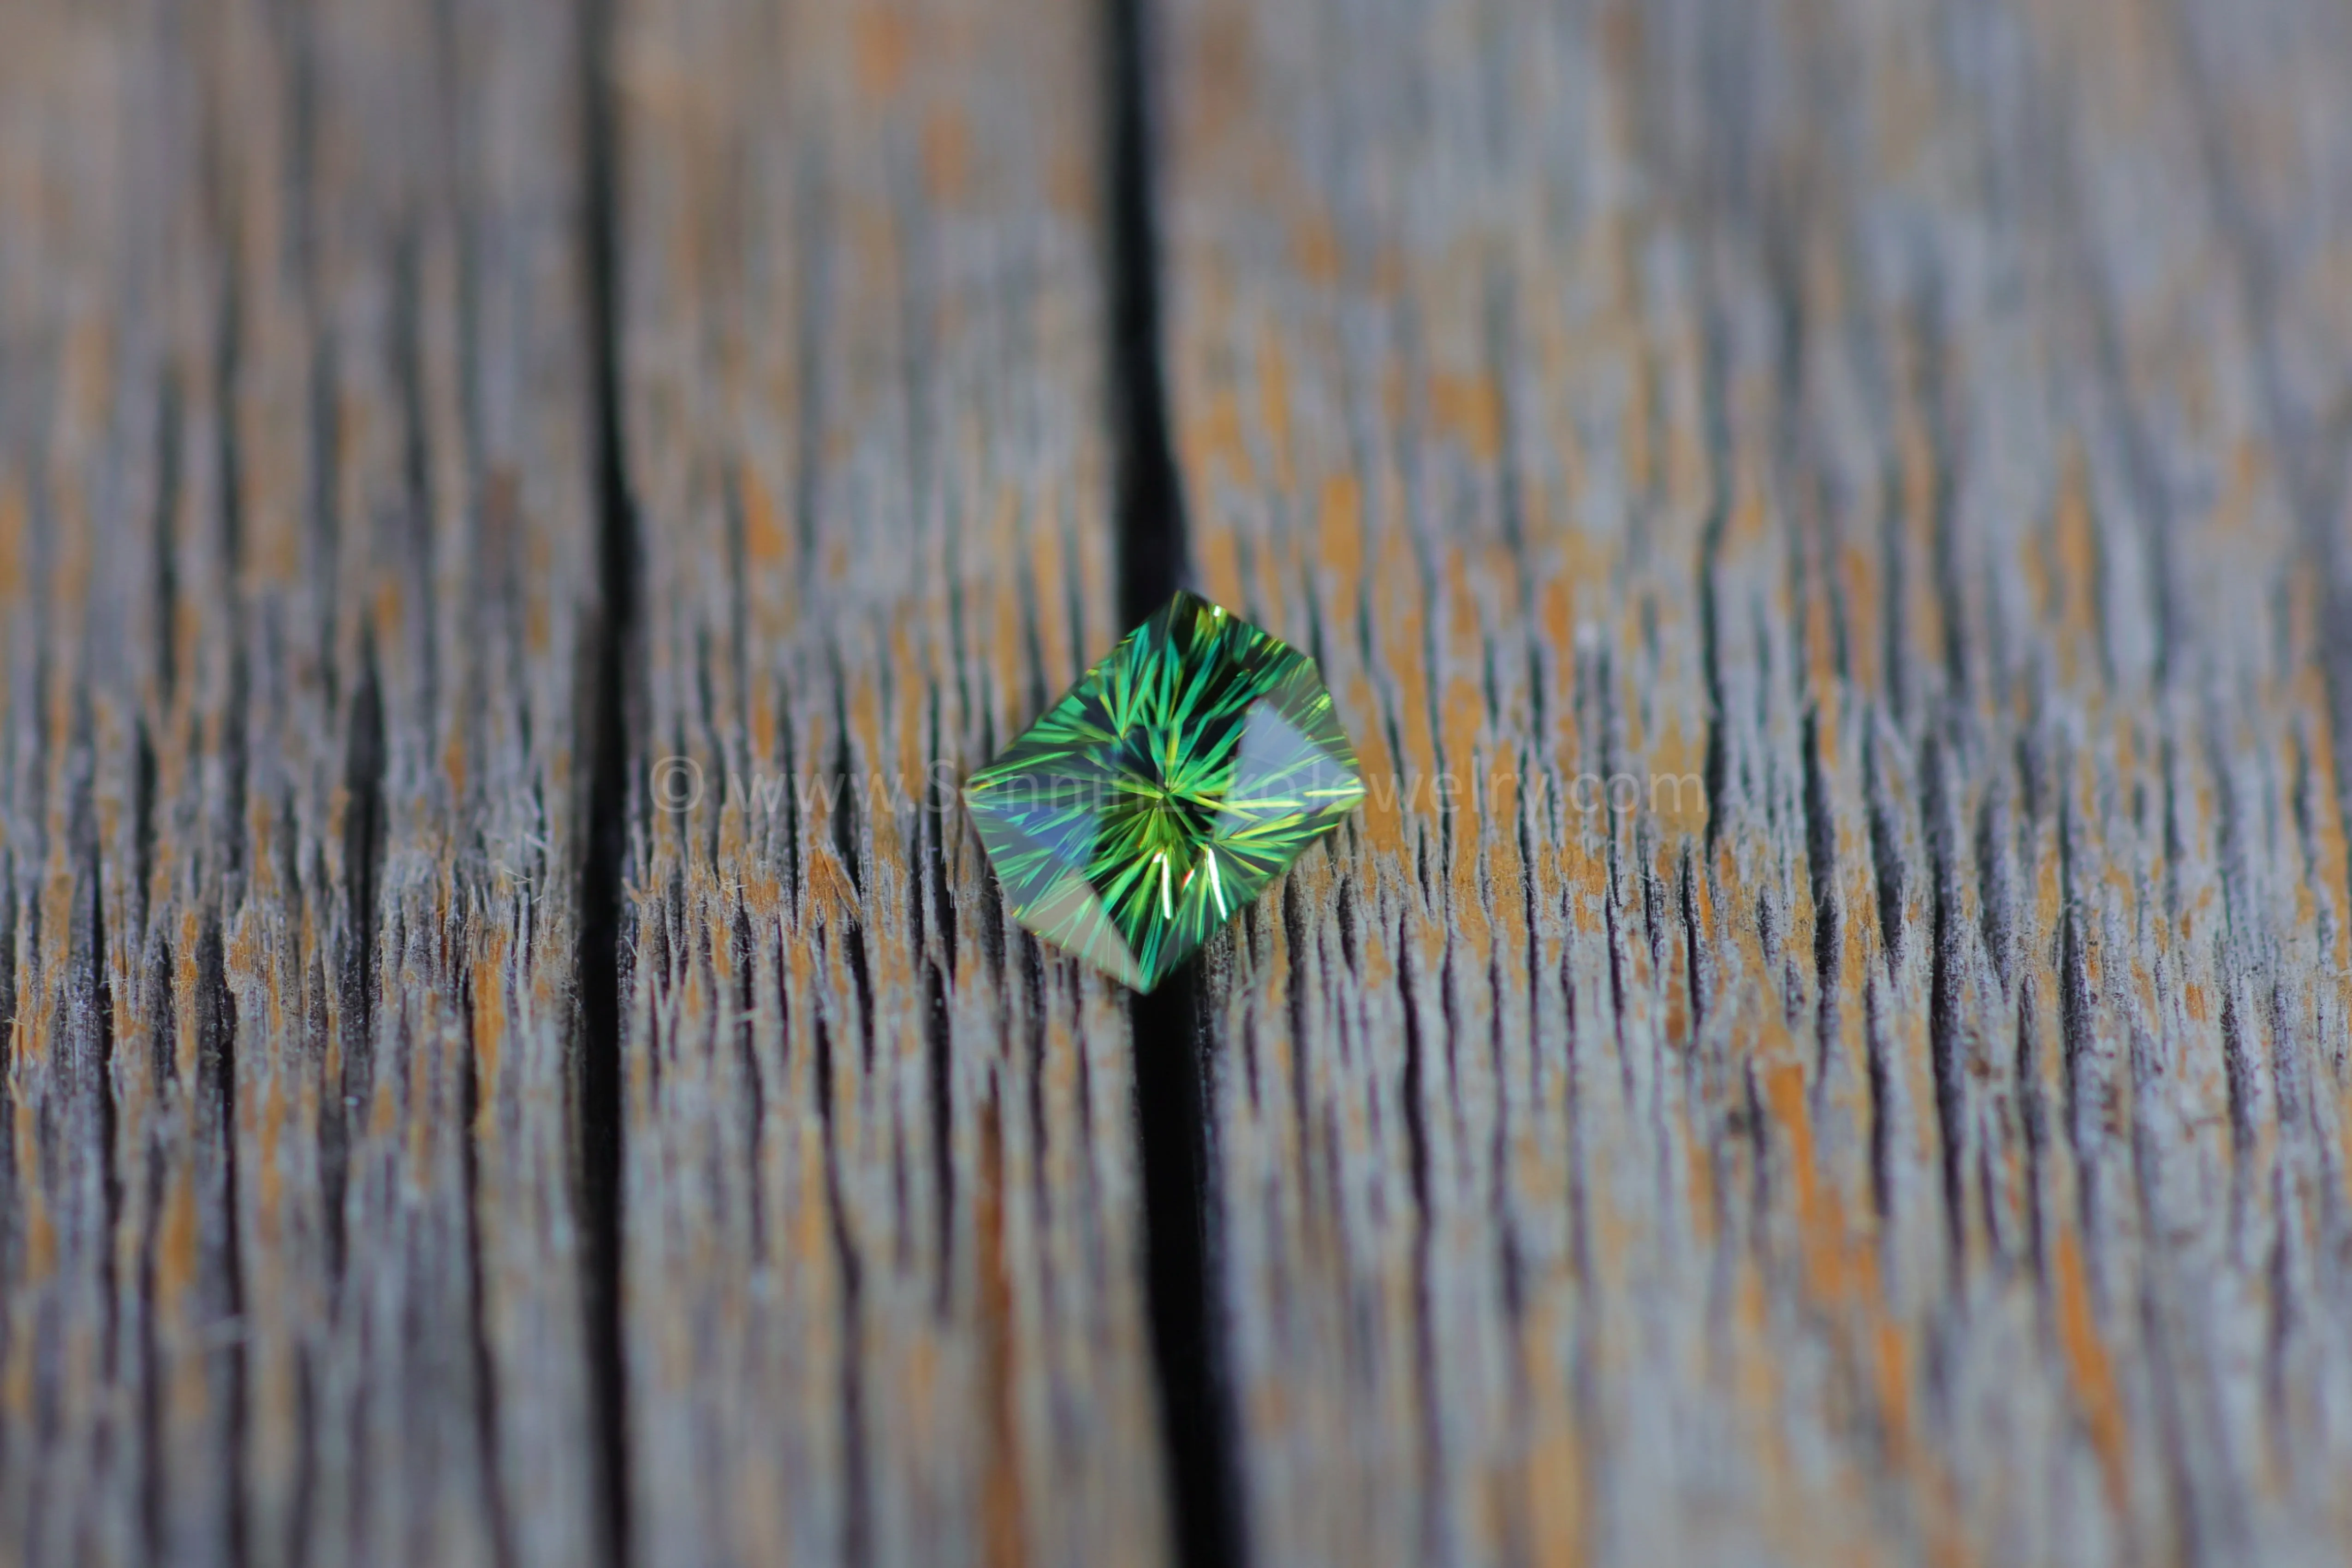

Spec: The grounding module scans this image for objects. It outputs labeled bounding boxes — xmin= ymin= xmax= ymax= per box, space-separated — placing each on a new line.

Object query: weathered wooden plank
xmin=10 ymin=0 xmax=2352 ymax=1562
xmin=0 ymin=2 xmax=603 ymax=1563
xmin=1158 ymin=0 xmax=2352 ymax=1562
xmin=609 ymin=1 xmax=1170 ymax=1563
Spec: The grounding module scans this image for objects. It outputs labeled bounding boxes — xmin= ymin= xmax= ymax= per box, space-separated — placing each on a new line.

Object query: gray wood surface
xmin=0 ymin=1 xmax=602 ymax=1563
xmin=5 ymin=0 xmax=2351 ymax=1564
xmin=609 ymin=1 xmax=1168 ymax=1563
xmin=1159 ymin=0 xmax=2352 ymax=1561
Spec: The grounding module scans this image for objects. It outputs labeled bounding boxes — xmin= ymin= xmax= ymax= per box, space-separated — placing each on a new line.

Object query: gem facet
xmin=964 ymin=590 xmax=1365 ymax=992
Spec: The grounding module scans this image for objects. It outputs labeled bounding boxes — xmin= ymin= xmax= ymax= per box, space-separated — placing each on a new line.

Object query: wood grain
xmin=6 ymin=0 xmax=2352 ymax=1563
xmin=0 ymin=1 xmax=603 ymax=1563
xmin=608 ymin=1 xmax=1169 ymax=1563
xmin=1158 ymin=0 xmax=2352 ymax=1562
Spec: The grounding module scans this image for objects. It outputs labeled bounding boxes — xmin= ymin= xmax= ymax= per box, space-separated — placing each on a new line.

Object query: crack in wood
xmin=1111 ymin=0 xmax=1247 ymax=1558
xmin=578 ymin=0 xmax=634 ymax=1559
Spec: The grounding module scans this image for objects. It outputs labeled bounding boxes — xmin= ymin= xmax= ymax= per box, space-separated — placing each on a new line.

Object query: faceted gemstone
xmin=964 ymin=590 xmax=1365 ymax=992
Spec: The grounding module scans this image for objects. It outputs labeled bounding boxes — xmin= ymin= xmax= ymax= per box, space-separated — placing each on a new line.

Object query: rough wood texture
xmin=7 ymin=0 xmax=2352 ymax=1564
xmin=610 ymin=1 xmax=1168 ymax=1563
xmin=0 ymin=1 xmax=602 ymax=1563
xmin=1161 ymin=0 xmax=2352 ymax=1562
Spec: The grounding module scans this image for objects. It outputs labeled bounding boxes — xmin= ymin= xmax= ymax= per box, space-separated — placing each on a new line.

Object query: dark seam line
xmin=1105 ymin=0 xmax=1247 ymax=1563
xmin=578 ymin=0 xmax=634 ymax=1562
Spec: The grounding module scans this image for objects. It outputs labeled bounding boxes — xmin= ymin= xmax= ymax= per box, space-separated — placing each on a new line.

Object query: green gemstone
xmin=964 ymin=590 xmax=1364 ymax=992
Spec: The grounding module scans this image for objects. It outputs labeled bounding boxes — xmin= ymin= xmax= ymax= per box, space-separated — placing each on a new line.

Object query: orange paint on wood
xmin=1345 ymin=669 xmax=1406 ymax=865
xmin=742 ymin=464 xmax=791 ymax=574
xmin=1317 ymin=473 xmax=1363 ymax=608
xmin=1199 ymin=521 xmax=1245 ymax=620
xmin=1257 ymin=322 xmax=1293 ymax=490
xmin=472 ymin=932 xmax=509 ymax=1130
xmin=923 ymin=107 xmax=968 ymax=201
xmin=2053 ymin=441 xmax=2100 ymax=690
xmin=1376 ymin=521 xmax=1439 ymax=826
xmin=1838 ymin=541 xmax=1883 ymax=699
xmin=1619 ymin=335 xmax=1655 ymax=499
xmin=1894 ymin=352 xmax=1948 ymax=674
xmin=1294 ymin=213 xmax=1341 ymax=287
xmin=1646 ymin=720 xmax=1709 ymax=837
xmin=976 ymin=1099 xmax=1028 ymax=1568
xmin=2299 ymin=659 xmax=2352 ymax=992
xmin=0 ymin=472 xmax=23 ymax=606
xmin=2051 ymin=1228 xmax=2130 ymax=1517
xmin=1762 ymin=1056 xmax=1847 ymax=1303
xmin=1184 ymin=388 xmax=1247 ymax=495
xmin=158 ymin=1173 xmax=198 ymax=1301
xmin=853 ymin=10 xmax=912 ymax=97
xmin=1046 ymin=145 xmax=1090 ymax=217
xmin=256 ymin=1070 xmax=286 ymax=1234
xmin=802 ymin=840 xmax=860 ymax=927
xmin=1022 ymin=496 xmax=1074 ymax=684
xmin=1520 ymin=1318 xmax=1586 ymax=1568
xmin=1429 ymin=371 xmax=1502 ymax=463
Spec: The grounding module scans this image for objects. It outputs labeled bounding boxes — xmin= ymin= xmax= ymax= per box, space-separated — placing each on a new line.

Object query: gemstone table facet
xmin=963 ymin=590 xmax=1365 ymax=992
